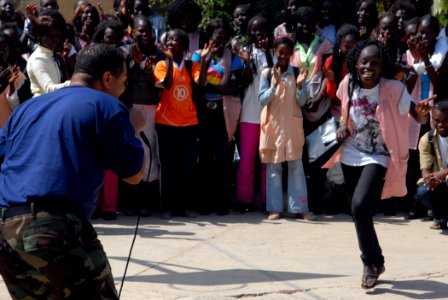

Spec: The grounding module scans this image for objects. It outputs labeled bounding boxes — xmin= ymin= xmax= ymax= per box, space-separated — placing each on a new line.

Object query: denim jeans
xmin=266 ymin=160 xmax=308 ymax=213
xmin=415 ymin=183 xmax=448 ymax=221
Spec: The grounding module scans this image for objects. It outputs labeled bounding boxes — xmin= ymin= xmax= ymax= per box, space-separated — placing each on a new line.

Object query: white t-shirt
xmin=341 ymin=83 xmax=411 ymax=168
xmin=438 ymin=135 xmax=448 ymax=169
xmin=240 ymin=47 xmax=272 ymax=124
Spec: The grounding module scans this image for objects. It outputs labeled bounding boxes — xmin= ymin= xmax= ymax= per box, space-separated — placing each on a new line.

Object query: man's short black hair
xmin=435 ymin=100 xmax=448 ymax=115
xmin=74 ymin=44 xmax=125 ymax=79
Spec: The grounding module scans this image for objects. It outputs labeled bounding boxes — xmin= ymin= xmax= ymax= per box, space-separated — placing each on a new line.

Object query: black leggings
xmin=342 ymin=163 xmax=387 ymax=267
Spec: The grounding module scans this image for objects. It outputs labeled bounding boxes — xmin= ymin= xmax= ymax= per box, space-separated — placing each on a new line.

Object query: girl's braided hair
xmin=346 ymin=39 xmax=394 ymax=96
xmin=331 ymin=23 xmax=359 ymax=85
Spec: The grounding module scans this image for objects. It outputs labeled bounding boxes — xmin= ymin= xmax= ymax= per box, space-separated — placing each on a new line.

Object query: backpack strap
xmin=428 ymin=128 xmax=436 ymax=155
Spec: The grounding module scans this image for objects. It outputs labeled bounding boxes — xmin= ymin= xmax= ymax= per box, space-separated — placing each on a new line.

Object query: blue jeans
xmin=266 ymin=160 xmax=308 ymax=213
xmin=415 ymin=183 xmax=448 ymax=221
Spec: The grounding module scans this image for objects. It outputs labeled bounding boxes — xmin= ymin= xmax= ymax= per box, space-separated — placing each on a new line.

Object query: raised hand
xmin=323 ymin=68 xmax=335 ymax=82
xmin=200 ymin=41 xmax=216 ymax=61
xmin=296 ymin=68 xmax=308 ymax=85
xmin=161 ymin=46 xmax=173 ymax=61
xmin=415 ymin=95 xmax=436 ymax=117
xmin=25 ymin=3 xmax=38 ymax=21
xmin=415 ymin=38 xmax=429 ymax=60
xmin=257 ymin=37 xmax=270 ymax=52
xmin=97 ymin=3 xmax=107 ymax=20
xmin=62 ymin=39 xmax=71 ymax=58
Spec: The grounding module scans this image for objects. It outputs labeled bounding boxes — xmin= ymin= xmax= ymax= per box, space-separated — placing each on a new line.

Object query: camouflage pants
xmin=0 ymin=210 xmax=118 ymax=300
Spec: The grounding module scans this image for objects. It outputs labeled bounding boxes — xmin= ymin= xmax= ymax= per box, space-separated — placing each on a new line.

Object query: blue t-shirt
xmin=0 ymin=86 xmax=144 ymax=219
xmin=192 ymin=51 xmax=244 ymax=101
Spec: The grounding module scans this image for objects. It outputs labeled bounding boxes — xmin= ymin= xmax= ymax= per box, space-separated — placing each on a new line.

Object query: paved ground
xmin=1 ymin=212 xmax=448 ymax=299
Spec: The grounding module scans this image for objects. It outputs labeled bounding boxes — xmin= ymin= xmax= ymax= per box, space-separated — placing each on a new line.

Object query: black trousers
xmin=157 ymin=124 xmax=199 ymax=213
xmin=196 ymin=101 xmax=230 ymax=212
xmin=342 ymin=163 xmax=387 ymax=267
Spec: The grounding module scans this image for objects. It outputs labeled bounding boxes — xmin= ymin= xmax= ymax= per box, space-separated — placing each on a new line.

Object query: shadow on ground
xmin=114 ymin=266 xmax=345 ymax=285
xmin=370 ymin=279 xmax=448 ymax=299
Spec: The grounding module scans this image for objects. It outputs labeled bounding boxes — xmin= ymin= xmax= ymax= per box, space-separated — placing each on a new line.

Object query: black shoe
xmin=160 ymin=211 xmax=172 ymax=220
xmin=182 ymin=210 xmax=198 ymax=218
xmin=236 ymin=201 xmax=253 ymax=214
xmin=406 ymin=209 xmax=425 ymax=220
xmin=124 ymin=208 xmax=136 ymax=216
xmin=361 ymin=265 xmax=379 ymax=289
xmin=139 ymin=208 xmax=150 ymax=217
xmin=216 ymin=208 xmax=229 ymax=216
xmin=102 ymin=211 xmax=117 ymax=221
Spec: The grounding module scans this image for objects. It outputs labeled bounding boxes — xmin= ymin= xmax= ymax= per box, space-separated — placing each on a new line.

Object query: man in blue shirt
xmin=0 ymin=44 xmax=145 ymax=299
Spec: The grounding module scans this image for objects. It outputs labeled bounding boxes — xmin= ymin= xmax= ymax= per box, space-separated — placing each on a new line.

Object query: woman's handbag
xmin=305 ymin=116 xmax=340 ymax=167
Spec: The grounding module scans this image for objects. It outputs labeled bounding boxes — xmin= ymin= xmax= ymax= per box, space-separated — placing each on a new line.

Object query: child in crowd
xmin=0 ymin=32 xmax=24 ymax=128
xmin=119 ymin=14 xmax=164 ymax=217
xmin=317 ymin=0 xmax=337 ymax=46
xmin=325 ymin=39 xmax=431 ymax=289
xmin=291 ymin=6 xmax=332 ymax=214
xmin=373 ymin=12 xmax=401 ymax=63
xmin=236 ymin=16 xmax=273 ymax=213
xmin=231 ymin=4 xmax=253 ymax=49
xmin=165 ymin=0 xmax=204 ymax=59
xmin=290 ymin=6 xmax=333 ymax=81
xmin=154 ymin=29 xmax=199 ymax=219
xmin=21 ymin=0 xmax=59 ymax=53
xmin=92 ymin=19 xmax=125 ymax=46
xmin=192 ymin=18 xmax=248 ymax=215
xmin=259 ymin=36 xmax=315 ymax=221
xmin=322 ymin=24 xmax=360 ymax=214
xmin=274 ymin=0 xmax=305 ymax=39
xmin=71 ymin=2 xmax=100 ymax=50
xmin=26 ymin=9 xmax=70 ymax=97
xmin=355 ymin=0 xmax=378 ymax=39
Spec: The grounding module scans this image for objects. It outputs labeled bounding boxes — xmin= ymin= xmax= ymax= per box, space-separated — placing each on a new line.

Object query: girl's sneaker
xmin=268 ymin=212 xmax=281 ymax=220
xmin=303 ymin=212 xmax=317 ymax=221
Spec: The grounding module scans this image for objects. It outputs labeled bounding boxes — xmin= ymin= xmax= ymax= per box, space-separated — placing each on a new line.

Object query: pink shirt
xmin=324 ymin=76 xmax=410 ymax=199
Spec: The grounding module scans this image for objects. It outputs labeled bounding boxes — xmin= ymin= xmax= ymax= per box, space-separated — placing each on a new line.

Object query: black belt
xmin=0 ymin=201 xmax=72 ymax=223
xmin=205 ymin=101 xmax=218 ymax=110
xmin=0 ymin=204 xmax=38 ymax=223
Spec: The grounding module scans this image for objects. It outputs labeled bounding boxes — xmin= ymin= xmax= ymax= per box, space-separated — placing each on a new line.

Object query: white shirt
xmin=240 ymin=47 xmax=271 ymax=124
xmin=26 ymin=45 xmax=70 ymax=97
xmin=341 ymin=84 xmax=411 ymax=168
xmin=438 ymin=135 xmax=448 ymax=169
xmin=414 ymin=27 xmax=448 ymax=74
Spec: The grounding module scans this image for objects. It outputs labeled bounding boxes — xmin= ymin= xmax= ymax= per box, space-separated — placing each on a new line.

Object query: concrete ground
xmin=1 ymin=212 xmax=448 ymax=299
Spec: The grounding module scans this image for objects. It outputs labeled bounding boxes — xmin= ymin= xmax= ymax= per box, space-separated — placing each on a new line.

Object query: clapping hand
xmin=423 ymin=172 xmax=444 ymax=190
xmin=232 ymin=43 xmax=250 ymax=65
xmin=8 ymin=65 xmax=20 ymax=95
xmin=0 ymin=66 xmax=11 ymax=94
xmin=272 ymin=66 xmax=282 ymax=87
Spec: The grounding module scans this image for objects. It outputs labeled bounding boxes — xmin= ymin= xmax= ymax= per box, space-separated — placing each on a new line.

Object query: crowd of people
xmin=0 ymin=0 xmax=446 ymax=295
xmin=0 ymin=0 xmax=446 ymax=223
